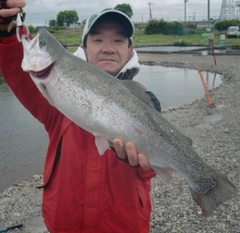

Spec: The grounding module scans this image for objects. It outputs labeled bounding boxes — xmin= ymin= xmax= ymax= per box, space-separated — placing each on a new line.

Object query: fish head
xmin=22 ymin=30 xmax=52 ymax=75
xmin=21 ymin=29 xmax=67 ymax=105
xmin=21 ymin=28 xmax=65 ymax=79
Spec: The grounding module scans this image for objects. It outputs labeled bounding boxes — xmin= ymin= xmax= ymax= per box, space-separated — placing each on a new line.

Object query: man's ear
xmin=128 ymin=45 xmax=134 ymax=60
xmin=80 ymin=45 xmax=88 ymax=61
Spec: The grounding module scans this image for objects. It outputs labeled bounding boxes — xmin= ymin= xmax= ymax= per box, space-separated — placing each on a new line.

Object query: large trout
xmin=21 ymin=29 xmax=237 ymax=217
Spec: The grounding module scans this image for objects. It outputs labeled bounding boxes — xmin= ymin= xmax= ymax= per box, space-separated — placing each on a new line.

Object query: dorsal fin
xmin=121 ymin=80 xmax=155 ymax=108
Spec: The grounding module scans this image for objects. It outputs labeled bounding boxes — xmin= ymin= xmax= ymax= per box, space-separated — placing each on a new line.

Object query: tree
xmin=57 ymin=10 xmax=79 ymax=27
xmin=49 ymin=19 xmax=57 ymax=28
xmin=28 ymin=25 xmax=35 ymax=34
xmin=114 ymin=4 xmax=133 ymax=18
xmin=81 ymin=19 xmax=86 ymax=25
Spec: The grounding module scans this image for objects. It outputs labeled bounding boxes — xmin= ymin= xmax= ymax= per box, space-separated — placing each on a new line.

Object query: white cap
xmin=82 ymin=9 xmax=135 ymax=46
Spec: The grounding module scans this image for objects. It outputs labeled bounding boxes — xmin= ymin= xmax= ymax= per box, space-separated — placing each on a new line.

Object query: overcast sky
xmin=24 ymin=0 xmax=224 ymax=26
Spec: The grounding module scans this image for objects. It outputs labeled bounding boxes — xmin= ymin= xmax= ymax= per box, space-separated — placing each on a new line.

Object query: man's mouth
xmin=99 ymin=57 xmax=117 ymax=62
xmin=29 ymin=64 xmax=54 ymax=79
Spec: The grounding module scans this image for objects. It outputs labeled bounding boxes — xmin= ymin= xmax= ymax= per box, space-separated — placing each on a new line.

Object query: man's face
xmin=84 ymin=21 xmax=133 ymax=76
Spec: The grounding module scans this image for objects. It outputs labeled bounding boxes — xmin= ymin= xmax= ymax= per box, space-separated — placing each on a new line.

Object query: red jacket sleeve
xmin=0 ymin=34 xmax=59 ymax=132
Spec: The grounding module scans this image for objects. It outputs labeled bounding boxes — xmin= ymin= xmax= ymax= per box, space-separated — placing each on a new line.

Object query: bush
xmin=173 ymin=40 xmax=189 ymax=46
xmin=186 ymin=29 xmax=196 ymax=34
xmin=145 ymin=19 xmax=183 ymax=35
xmin=145 ymin=19 xmax=167 ymax=34
xmin=48 ymin=28 xmax=58 ymax=34
xmin=215 ymin=19 xmax=240 ymax=31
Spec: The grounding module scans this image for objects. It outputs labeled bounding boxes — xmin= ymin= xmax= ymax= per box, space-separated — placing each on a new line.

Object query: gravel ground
xmin=0 ymin=53 xmax=240 ymax=233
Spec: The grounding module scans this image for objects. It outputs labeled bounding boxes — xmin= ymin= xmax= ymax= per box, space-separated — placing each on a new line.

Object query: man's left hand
xmin=112 ymin=138 xmax=151 ymax=170
xmin=0 ymin=0 xmax=26 ymax=18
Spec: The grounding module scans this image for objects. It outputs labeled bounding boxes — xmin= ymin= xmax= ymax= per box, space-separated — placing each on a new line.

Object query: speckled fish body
xmin=21 ymin=29 xmax=237 ymax=217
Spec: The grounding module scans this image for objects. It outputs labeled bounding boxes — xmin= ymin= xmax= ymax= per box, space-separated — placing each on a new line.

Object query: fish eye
xmin=39 ymin=40 xmax=46 ymax=47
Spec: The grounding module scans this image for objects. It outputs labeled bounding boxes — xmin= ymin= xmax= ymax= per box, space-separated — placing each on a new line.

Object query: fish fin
xmin=29 ymin=74 xmax=55 ymax=106
xmin=190 ymin=173 xmax=238 ymax=217
xmin=37 ymin=83 xmax=55 ymax=106
xmin=95 ymin=136 xmax=109 ymax=155
xmin=180 ymin=129 xmax=193 ymax=145
xmin=151 ymin=164 xmax=175 ymax=183
xmin=182 ymin=134 xmax=193 ymax=145
xmin=121 ymin=80 xmax=155 ymax=108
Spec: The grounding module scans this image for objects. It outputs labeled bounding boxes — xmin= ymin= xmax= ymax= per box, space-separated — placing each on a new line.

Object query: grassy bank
xmin=48 ymin=27 xmax=240 ymax=52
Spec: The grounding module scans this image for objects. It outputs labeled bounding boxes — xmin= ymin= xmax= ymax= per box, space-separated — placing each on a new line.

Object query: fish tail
xmin=189 ymin=173 xmax=238 ymax=217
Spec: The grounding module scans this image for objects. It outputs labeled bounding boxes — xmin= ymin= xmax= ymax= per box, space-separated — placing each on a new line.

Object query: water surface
xmin=0 ymin=81 xmax=47 ymax=191
xmin=135 ymin=46 xmax=206 ymax=52
xmin=135 ymin=65 xmax=222 ymax=109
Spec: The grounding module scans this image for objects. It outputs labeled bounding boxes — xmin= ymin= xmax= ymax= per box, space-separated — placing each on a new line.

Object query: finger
xmin=113 ymin=138 xmax=127 ymax=160
xmin=6 ymin=0 xmax=26 ymax=8
xmin=125 ymin=142 xmax=138 ymax=167
xmin=137 ymin=153 xmax=151 ymax=171
xmin=0 ymin=8 xmax=20 ymax=17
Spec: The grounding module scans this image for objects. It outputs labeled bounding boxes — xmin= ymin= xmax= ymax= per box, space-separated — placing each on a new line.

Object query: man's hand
xmin=112 ymin=138 xmax=151 ymax=171
xmin=0 ymin=0 xmax=26 ymax=18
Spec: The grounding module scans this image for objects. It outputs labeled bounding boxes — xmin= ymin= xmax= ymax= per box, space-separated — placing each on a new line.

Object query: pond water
xmin=135 ymin=46 xmax=240 ymax=54
xmin=0 ymin=67 xmax=222 ymax=191
xmin=0 ymin=80 xmax=48 ymax=191
xmin=135 ymin=65 xmax=222 ymax=109
xmin=135 ymin=46 xmax=206 ymax=52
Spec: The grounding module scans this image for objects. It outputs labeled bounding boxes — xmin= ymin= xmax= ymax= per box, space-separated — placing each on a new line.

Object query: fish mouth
xmin=29 ymin=63 xmax=54 ymax=79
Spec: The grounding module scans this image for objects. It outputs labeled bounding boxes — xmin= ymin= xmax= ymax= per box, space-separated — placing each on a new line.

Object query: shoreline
xmin=1 ymin=53 xmax=240 ymax=232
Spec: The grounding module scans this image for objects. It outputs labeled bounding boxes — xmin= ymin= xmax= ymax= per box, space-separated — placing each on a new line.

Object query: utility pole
xmin=207 ymin=0 xmax=214 ymax=47
xmin=148 ymin=1 xmax=153 ymax=20
xmin=208 ymin=0 xmax=210 ymax=31
xmin=184 ymin=0 xmax=189 ymax=33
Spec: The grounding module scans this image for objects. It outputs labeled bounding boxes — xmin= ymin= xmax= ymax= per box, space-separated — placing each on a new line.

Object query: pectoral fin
xmin=95 ymin=136 xmax=109 ymax=155
xmin=151 ymin=164 xmax=175 ymax=183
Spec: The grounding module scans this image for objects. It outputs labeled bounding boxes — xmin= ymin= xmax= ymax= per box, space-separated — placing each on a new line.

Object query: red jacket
xmin=0 ymin=35 xmax=156 ymax=233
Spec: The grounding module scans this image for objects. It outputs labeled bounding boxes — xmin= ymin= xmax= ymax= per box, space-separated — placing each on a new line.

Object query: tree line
xmin=31 ymin=2 xmax=240 ymax=36
xmin=48 ymin=3 xmax=133 ymax=28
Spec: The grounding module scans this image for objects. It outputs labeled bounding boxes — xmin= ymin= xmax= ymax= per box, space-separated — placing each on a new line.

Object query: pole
xmin=148 ymin=2 xmax=153 ymax=20
xmin=184 ymin=0 xmax=187 ymax=32
xmin=211 ymin=41 xmax=217 ymax=65
xmin=207 ymin=0 xmax=212 ymax=46
xmin=197 ymin=67 xmax=215 ymax=108
xmin=184 ymin=0 xmax=189 ymax=33
xmin=208 ymin=0 xmax=210 ymax=30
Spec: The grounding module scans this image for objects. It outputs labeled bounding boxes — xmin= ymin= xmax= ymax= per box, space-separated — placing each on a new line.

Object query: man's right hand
xmin=0 ymin=0 xmax=26 ymax=18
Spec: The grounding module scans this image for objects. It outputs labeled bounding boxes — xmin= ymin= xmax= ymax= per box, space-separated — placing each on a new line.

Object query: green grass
xmin=51 ymin=27 xmax=82 ymax=46
xmin=42 ymin=27 xmax=240 ymax=51
xmin=133 ymin=30 xmax=240 ymax=47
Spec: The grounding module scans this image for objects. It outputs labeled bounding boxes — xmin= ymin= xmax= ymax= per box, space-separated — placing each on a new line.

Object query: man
xmin=0 ymin=1 xmax=161 ymax=232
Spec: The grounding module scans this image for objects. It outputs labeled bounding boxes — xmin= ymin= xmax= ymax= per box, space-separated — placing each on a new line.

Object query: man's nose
xmin=101 ymin=41 xmax=116 ymax=53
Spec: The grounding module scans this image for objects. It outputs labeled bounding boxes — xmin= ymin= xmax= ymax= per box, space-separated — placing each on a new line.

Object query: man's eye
xmin=115 ymin=40 xmax=124 ymax=43
xmin=93 ymin=39 xmax=102 ymax=42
